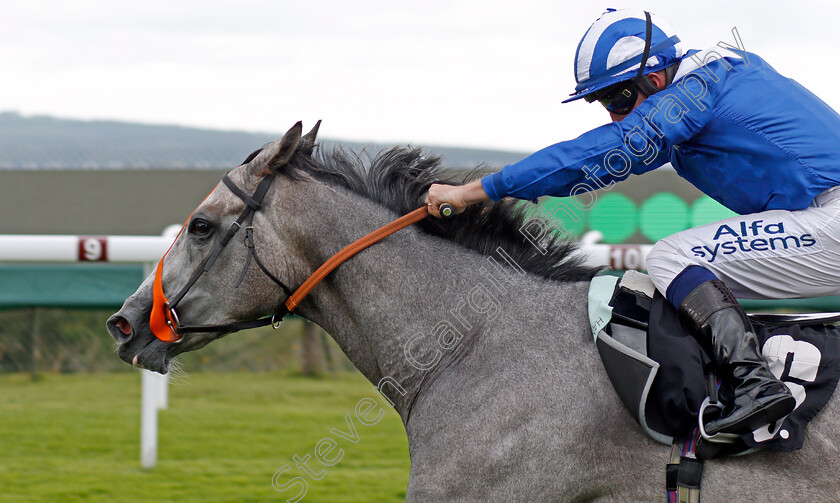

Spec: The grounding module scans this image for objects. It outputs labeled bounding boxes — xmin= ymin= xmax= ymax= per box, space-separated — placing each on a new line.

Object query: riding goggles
xmin=584 ymin=80 xmax=640 ymax=115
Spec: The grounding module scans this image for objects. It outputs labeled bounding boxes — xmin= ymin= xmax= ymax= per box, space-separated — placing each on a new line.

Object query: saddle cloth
xmin=588 ymin=271 xmax=840 ymax=452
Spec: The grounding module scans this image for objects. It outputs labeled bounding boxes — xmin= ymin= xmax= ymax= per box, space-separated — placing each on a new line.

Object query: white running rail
xmin=0 ymin=227 xmax=650 ymax=468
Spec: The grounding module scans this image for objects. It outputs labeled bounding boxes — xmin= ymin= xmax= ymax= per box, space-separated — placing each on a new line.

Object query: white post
xmin=141 ymin=369 xmax=159 ymax=468
xmin=139 ymin=260 xmax=168 ymax=468
xmin=157 ymin=372 xmax=169 ymax=410
xmin=0 ymin=228 xmax=184 ymax=470
xmin=141 ymin=259 xmax=169 ymax=414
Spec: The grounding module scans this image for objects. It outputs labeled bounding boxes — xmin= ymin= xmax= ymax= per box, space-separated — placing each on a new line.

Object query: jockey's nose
xmin=107 ymin=314 xmax=134 ymax=344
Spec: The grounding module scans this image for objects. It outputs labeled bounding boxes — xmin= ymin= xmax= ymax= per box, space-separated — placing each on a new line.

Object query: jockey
xmin=424 ymin=8 xmax=840 ymax=436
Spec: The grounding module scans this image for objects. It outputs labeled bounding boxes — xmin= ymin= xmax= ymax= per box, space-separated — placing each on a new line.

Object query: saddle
xmin=588 ymin=271 xmax=840 ymax=456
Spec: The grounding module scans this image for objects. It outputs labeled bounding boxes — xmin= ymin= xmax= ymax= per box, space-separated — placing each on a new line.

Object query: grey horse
xmin=107 ymin=123 xmax=840 ymax=502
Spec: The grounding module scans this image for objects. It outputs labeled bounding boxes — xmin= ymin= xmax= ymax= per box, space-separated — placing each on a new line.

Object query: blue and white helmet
xmin=563 ymin=8 xmax=684 ymax=103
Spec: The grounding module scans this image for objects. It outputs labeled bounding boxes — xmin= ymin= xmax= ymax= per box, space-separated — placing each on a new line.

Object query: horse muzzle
xmin=107 ymin=311 xmax=172 ymax=374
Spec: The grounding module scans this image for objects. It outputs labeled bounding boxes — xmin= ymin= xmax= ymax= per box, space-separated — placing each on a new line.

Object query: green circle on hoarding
xmin=691 ymin=196 xmax=737 ymax=227
xmin=536 ymin=197 xmax=587 ymax=236
xmin=639 ymin=192 xmax=689 ymax=241
xmin=589 ymin=193 xmax=638 ymax=243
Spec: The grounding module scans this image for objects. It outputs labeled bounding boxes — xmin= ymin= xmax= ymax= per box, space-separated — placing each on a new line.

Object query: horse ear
xmin=248 ymin=122 xmax=303 ymax=176
xmin=300 ymin=120 xmax=321 ymax=156
xmin=270 ymin=121 xmax=303 ymax=169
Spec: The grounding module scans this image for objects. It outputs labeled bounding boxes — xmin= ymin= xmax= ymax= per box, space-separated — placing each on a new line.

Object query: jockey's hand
xmin=425 ymin=179 xmax=491 ymax=218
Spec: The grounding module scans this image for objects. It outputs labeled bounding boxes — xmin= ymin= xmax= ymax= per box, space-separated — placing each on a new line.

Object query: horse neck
xmin=272 ymin=188 xmax=580 ymax=422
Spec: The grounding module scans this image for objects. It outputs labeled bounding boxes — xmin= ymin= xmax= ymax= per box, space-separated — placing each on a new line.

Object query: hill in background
xmin=0 ymin=112 xmax=527 ymax=170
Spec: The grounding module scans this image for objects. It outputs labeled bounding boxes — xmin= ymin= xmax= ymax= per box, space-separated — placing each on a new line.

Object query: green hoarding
xmin=0 ymin=264 xmax=145 ymax=309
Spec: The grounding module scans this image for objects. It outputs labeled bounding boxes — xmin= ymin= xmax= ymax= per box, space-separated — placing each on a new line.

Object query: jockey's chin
xmin=610 ymin=92 xmax=648 ymax=123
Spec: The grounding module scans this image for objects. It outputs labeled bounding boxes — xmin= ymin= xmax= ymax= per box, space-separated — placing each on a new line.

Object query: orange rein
xmin=284 ymin=205 xmax=430 ymax=311
xmin=151 ymin=204 xmax=432 ymax=342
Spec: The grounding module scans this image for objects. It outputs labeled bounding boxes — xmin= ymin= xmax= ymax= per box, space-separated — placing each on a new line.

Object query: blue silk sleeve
xmin=480 ymin=76 xmax=716 ymax=201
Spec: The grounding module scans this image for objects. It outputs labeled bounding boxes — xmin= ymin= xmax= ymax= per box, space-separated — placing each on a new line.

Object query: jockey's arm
xmin=426 ymin=179 xmax=490 ymax=217
xmin=426 ymin=73 xmax=716 ymax=218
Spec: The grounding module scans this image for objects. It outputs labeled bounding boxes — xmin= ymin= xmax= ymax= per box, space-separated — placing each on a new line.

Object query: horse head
xmin=107 ymin=119 xmax=600 ymax=377
xmin=106 ymin=121 xmax=322 ymax=373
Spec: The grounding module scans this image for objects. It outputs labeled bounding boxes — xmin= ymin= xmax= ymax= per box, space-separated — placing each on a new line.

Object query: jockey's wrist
xmin=460 ymin=179 xmax=491 ymax=206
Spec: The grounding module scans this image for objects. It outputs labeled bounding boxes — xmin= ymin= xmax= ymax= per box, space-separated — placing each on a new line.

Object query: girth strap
xmin=666 ymin=429 xmax=703 ymax=503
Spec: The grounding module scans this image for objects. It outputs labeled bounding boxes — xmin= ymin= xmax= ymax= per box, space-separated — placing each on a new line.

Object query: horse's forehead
xmin=197 ymin=186 xmax=238 ymax=215
xmin=198 ymin=169 xmax=251 ymax=215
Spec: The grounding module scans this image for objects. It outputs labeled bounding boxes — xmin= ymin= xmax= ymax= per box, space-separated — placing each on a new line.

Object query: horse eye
xmin=189 ymin=219 xmax=213 ymax=236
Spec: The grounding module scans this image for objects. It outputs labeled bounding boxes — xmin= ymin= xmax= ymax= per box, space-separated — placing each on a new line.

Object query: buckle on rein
xmin=271 ymin=307 xmax=287 ymax=330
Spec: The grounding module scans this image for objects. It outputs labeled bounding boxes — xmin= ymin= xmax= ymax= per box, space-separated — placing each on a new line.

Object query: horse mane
xmin=274 ymin=145 xmax=602 ymax=283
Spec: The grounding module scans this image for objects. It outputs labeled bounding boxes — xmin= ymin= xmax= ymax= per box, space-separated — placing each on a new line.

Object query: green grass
xmin=0 ymin=371 xmax=410 ymax=502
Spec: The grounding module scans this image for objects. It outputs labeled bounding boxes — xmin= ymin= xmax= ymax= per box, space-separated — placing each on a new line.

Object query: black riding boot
xmin=679 ymin=280 xmax=795 ymax=435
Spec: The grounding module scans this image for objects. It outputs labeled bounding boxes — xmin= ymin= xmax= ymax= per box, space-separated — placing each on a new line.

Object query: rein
xmin=150 ymin=172 xmax=432 ymax=343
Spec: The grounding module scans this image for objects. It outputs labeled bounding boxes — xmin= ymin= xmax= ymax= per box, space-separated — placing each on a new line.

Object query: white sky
xmin=3 ymin=0 xmax=839 ymax=152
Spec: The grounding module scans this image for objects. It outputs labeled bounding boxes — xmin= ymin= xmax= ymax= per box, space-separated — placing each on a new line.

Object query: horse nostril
xmin=116 ymin=318 xmax=131 ymax=336
xmin=107 ymin=315 xmax=134 ymax=344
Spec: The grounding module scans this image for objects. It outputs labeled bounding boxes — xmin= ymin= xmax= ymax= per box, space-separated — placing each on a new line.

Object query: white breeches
xmin=647 ymin=187 xmax=840 ymax=300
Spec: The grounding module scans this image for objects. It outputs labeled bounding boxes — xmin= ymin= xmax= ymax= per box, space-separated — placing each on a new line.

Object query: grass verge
xmin=0 ymin=371 xmax=410 ymax=502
